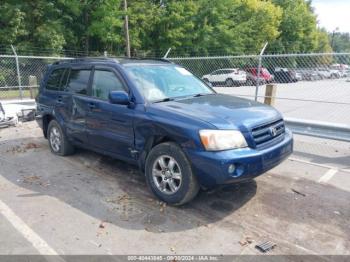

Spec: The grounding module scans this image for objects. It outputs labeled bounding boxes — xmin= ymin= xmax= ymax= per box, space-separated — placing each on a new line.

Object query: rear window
xmin=46 ymin=68 xmax=66 ymax=91
xmin=66 ymin=69 xmax=91 ymax=95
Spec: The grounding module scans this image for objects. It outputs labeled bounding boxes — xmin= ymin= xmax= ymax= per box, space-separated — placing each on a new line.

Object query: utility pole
xmin=124 ymin=0 xmax=131 ymax=58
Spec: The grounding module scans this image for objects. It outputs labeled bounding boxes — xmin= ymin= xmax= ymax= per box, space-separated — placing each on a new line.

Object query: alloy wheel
xmin=49 ymin=126 xmax=61 ymax=152
xmin=152 ymin=155 xmax=182 ymax=195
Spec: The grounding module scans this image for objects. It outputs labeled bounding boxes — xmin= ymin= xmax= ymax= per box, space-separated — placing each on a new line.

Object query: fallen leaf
xmin=25 ymin=143 xmax=41 ymax=149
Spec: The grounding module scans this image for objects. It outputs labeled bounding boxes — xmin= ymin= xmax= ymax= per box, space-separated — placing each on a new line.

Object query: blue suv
xmin=36 ymin=58 xmax=293 ymax=205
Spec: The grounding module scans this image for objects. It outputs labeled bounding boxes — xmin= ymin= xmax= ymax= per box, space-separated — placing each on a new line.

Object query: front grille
xmin=251 ymin=119 xmax=285 ymax=147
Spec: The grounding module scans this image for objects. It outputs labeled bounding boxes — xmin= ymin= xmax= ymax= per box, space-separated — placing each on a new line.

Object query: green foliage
xmin=0 ymin=0 xmax=342 ymax=56
xmin=331 ymin=32 xmax=350 ymax=53
xmin=88 ymin=0 xmax=124 ymax=50
xmin=0 ymin=3 xmax=25 ymax=46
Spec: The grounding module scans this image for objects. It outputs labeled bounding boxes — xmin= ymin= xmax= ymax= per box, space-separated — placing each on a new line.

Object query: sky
xmin=312 ymin=0 xmax=350 ymax=33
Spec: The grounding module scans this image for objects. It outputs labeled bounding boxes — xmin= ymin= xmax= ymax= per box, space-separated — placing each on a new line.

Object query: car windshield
xmin=125 ymin=64 xmax=214 ymax=102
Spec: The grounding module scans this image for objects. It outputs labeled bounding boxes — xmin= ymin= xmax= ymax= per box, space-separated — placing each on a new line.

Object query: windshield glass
xmin=125 ymin=64 xmax=214 ymax=102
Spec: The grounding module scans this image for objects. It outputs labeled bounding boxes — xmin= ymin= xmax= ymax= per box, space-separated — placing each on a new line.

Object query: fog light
xmin=228 ymin=164 xmax=236 ymax=174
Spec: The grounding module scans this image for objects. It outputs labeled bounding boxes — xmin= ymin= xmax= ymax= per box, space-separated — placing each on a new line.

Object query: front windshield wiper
xmin=152 ymin=97 xmax=175 ymax=103
xmin=192 ymin=93 xmax=214 ymax=97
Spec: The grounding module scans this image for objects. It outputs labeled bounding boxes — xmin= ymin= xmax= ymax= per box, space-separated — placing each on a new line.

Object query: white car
xmin=331 ymin=64 xmax=349 ymax=77
xmin=316 ymin=69 xmax=332 ymax=79
xmin=202 ymin=68 xmax=247 ymax=86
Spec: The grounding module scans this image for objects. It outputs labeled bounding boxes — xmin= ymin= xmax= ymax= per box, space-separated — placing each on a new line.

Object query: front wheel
xmin=225 ymin=78 xmax=234 ymax=87
xmin=145 ymin=142 xmax=200 ymax=205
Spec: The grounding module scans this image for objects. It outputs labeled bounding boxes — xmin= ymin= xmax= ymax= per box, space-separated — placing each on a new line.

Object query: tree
xmin=330 ymin=32 xmax=350 ymax=53
xmin=88 ymin=0 xmax=124 ymax=53
xmin=0 ymin=0 xmax=333 ymax=56
xmin=0 ymin=2 xmax=25 ymax=48
xmin=269 ymin=0 xmax=329 ymax=53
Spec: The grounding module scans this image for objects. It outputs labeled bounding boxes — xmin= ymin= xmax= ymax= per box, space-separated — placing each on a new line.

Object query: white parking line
xmin=318 ymin=169 xmax=338 ymax=184
xmin=289 ymin=157 xmax=350 ymax=174
xmin=0 ymin=199 xmax=58 ymax=255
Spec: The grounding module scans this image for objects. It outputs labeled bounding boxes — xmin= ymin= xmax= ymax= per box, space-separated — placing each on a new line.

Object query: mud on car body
xmin=36 ymin=58 xmax=293 ymax=205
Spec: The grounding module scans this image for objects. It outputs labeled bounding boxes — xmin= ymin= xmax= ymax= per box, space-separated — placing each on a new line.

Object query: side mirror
xmin=109 ymin=91 xmax=130 ymax=105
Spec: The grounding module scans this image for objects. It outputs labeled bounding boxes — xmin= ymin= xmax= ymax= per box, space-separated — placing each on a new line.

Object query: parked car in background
xmin=245 ymin=67 xmax=273 ymax=85
xmin=329 ymin=69 xmax=341 ymax=78
xmin=316 ymin=69 xmax=331 ymax=79
xmin=331 ymin=64 xmax=349 ymax=77
xmin=273 ymin=68 xmax=299 ymax=83
xmin=316 ymin=69 xmax=340 ymax=79
xmin=36 ymin=58 xmax=293 ymax=205
xmin=296 ymin=69 xmax=321 ymax=81
xmin=202 ymin=68 xmax=247 ymax=86
xmin=293 ymin=71 xmax=302 ymax=81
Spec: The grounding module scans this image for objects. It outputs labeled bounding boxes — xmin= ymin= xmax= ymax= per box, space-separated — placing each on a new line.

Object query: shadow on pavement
xmin=0 ymin=136 xmax=257 ymax=233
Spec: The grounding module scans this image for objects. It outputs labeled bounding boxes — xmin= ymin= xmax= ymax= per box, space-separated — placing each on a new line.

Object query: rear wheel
xmin=145 ymin=142 xmax=199 ymax=205
xmin=47 ymin=120 xmax=75 ymax=156
xmin=225 ymin=78 xmax=234 ymax=87
xmin=246 ymin=79 xmax=254 ymax=86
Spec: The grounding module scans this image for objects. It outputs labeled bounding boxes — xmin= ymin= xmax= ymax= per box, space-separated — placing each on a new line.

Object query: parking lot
xmin=0 ymin=121 xmax=349 ymax=257
xmin=215 ymin=78 xmax=350 ymax=125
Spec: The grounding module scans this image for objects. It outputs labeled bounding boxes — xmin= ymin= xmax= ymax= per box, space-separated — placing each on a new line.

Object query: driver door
xmin=85 ymin=66 xmax=135 ymax=159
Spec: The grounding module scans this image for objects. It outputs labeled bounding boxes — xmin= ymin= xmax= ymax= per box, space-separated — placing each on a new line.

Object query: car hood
xmin=153 ymin=94 xmax=282 ymax=131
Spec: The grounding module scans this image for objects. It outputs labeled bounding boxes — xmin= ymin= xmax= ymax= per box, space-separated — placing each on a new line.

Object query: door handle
xmin=88 ymin=103 xmax=96 ymax=109
xmin=57 ymin=96 xmax=63 ymax=103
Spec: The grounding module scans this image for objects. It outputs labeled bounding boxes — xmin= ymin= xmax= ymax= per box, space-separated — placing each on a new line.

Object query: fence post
xmin=255 ymin=42 xmax=268 ymax=101
xmin=29 ymin=75 xmax=37 ymax=99
xmin=163 ymin=48 xmax=172 ymax=59
xmin=264 ymin=84 xmax=277 ymax=106
xmin=11 ymin=45 xmax=23 ymax=99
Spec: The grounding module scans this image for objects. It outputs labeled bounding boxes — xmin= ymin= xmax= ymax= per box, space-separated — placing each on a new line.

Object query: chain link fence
xmin=1 ymin=52 xmax=349 ymax=126
xmin=0 ymin=51 xmax=349 ymax=167
xmin=0 ymin=55 xmax=70 ymax=99
xmin=169 ymin=53 xmax=350 ymax=125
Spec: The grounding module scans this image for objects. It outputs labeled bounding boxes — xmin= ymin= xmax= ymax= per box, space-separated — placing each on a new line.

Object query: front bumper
xmin=185 ymin=129 xmax=293 ymax=188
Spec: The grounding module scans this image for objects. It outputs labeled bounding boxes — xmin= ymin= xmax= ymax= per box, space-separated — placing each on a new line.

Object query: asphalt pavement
xmin=0 ymin=122 xmax=349 ymax=257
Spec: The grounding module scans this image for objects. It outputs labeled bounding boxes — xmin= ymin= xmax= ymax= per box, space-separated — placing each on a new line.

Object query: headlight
xmin=199 ymin=130 xmax=248 ymax=151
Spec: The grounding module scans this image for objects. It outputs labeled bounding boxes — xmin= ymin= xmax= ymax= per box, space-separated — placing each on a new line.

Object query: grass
xmin=0 ymin=89 xmax=38 ymax=100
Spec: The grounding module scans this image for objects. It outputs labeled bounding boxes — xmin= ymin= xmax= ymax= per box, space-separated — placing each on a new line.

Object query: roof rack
xmin=52 ymin=56 xmax=172 ymax=65
xmin=53 ymin=57 xmax=118 ymax=65
xmin=130 ymin=57 xmax=172 ymax=63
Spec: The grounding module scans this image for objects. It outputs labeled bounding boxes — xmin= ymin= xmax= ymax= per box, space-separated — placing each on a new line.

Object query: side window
xmin=66 ymin=69 xmax=91 ymax=95
xmin=92 ymin=70 xmax=125 ymax=100
xmin=46 ymin=68 xmax=65 ymax=91
xmin=60 ymin=69 xmax=69 ymax=90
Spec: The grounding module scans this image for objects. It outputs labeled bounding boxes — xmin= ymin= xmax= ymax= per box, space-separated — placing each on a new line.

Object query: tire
xmin=47 ymin=120 xmax=75 ymax=156
xmin=225 ymin=78 xmax=234 ymax=87
xmin=246 ymin=79 xmax=254 ymax=86
xmin=145 ymin=142 xmax=200 ymax=206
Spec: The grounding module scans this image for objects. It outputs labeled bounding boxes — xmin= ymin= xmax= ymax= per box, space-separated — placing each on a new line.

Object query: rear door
xmin=64 ymin=67 xmax=93 ymax=145
xmin=85 ymin=66 xmax=135 ymax=159
xmin=39 ymin=67 xmax=66 ymax=113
